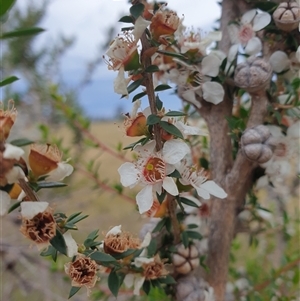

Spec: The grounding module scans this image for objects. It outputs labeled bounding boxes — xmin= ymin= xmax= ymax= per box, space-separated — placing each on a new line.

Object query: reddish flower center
xmin=239 ymin=24 xmax=254 ymax=44
xmin=142 ymin=157 xmax=166 ymax=183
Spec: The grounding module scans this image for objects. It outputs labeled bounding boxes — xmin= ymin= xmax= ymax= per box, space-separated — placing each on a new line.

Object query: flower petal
xmin=227 ymin=24 xmax=240 ymax=44
xmin=202 ymin=82 xmax=224 ymax=105
xmin=0 ymin=190 xmax=11 ymax=216
xmin=202 ymin=54 xmax=221 ymax=77
xmin=252 ymin=12 xmax=271 ymax=31
xmin=200 ymin=181 xmax=227 ymax=199
xmin=114 ymin=66 xmax=128 ymax=96
xmin=21 ymin=201 xmax=49 ymax=219
xmin=244 ymin=37 xmax=262 ymax=55
xmin=134 ymin=140 xmax=156 ymax=155
xmin=241 ymin=9 xmax=256 ymax=25
xmin=5 ymin=166 xmax=25 ymax=184
xmin=162 ymin=177 xmax=179 ymax=196
xmin=133 ymin=16 xmax=151 ymax=41
xmin=163 ymin=140 xmax=190 ymax=164
xmin=136 ymin=185 xmax=154 ymax=214
xmin=47 ymin=163 xmax=73 ymax=181
xmin=64 ymin=232 xmax=78 ymax=257
xmin=269 ymin=51 xmax=290 ymax=73
xmin=118 ymin=162 xmax=139 ymax=187
xmin=182 ymin=90 xmax=201 ymax=107
xmin=133 ymin=275 xmax=145 ymax=295
xmin=3 ymin=143 xmax=24 ymax=160
xmin=106 ymin=225 xmax=122 ymax=236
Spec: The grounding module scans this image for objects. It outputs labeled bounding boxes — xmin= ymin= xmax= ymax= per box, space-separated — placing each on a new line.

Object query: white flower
xmin=177 ymin=161 xmax=227 ymax=199
xmin=269 ymin=47 xmax=300 ymax=80
xmin=228 ymin=9 xmax=271 ymax=55
xmin=0 ymin=190 xmax=11 ymax=216
xmin=118 ymin=140 xmax=190 ymax=213
xmin=174 ymin=54 xmax=225 ymax=105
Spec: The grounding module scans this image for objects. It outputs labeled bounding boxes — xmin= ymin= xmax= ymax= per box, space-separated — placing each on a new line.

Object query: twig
xmin=167 ymin=194 xmax=181 ymax=245
xmin=76 ymin=167 xmax=135 ymax=204
xmin=18 ymin=178 xmax=39 ymax=201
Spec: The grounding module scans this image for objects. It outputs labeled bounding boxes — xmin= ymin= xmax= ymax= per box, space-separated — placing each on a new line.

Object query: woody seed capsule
xmin=273 ymin=1 xmax=300 ymax=32
xmin=234 ymin=56 xmax=272 ymax=93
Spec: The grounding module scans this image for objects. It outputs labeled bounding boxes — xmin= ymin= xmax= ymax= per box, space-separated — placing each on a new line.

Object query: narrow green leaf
xmin=179 ymin=197 xmax=200 ymax=208
xmin=159 ymin=121 xmax=184 ymax=139
xmin=108 ymin=271 xmax=120 ymax=297
xmin=113 ymin=248 xmax=139 ymax=260
xmin=130 ymin=3 xmax=145 ymax=19
xmin=145 ymin=65 xmax=160 ymax=73
xmin=1 ymin=27 xmax=45 ymax=39
xmin=154 ymin=84 xmax=172 ymax=92
xmin=123 ymin=137 xmax=148 ymax=150
xmin=40 ymin=245 xmax=56 ymax=257
xmin=0 ymin=76 xmax=19 ymax=87
xmin=156 ymin=191 xmax=166 ymax=204
xmin=66 ymin=212 xmax=82 ymax=222
xmin=132 ymin=91 xmax=146 ymax=102
xmin=147 ymin=239 xmax=157 ymax=257
xmin=68 ymin=286 xmax=81 ymax=299
xmin=10 ymin=138 xmax=34 ymax=147
xmin=156 ymin=95 xmax=163 ymax=110
xmin=89 ymin=251 xmax=116 ymax=263
xmin=63 ymin=223 xmax=78 ymax=230
xmin=50 ymin=229 xmax=67 ymax=256
xmin=165 ymin=110 xmax=186 ymax=117
xmin=147 ymin=114 xmax=161 ymax=125
xmin=0 ymin=0 xmax=16 ymax=17
xmin=68 ymin=214 xmax=88 ymax=225
xmin=126 ymin=78 xmax=143 ymax=95
xmin=118 ymin=15 xmax=134 ymax=23
xmin=167 ymin=169 xmax=181 ymax=178
xmin=143 ymin=280 xmax=151 ymax=295
xmin=152 ymin=218 xmax=166 ymax=233
xmin=8 ymin=200 xmax=22 ymax=213
xmin=158 ymin=275 xmax=176 ymax=284
xmin=156 ymin=50 xmax=187 ymax=60
xmin=186 ymin=230 xmax=203 ymax=240
xmin=181 ymin=231 xmax=189 ymax=248
xmin=34 ymin=181 xmax=67 ymax=191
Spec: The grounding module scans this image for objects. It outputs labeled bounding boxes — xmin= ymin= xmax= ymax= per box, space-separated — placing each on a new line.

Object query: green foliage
xmin=68 ymin=286 xmax=81 ymax=299
xmin=0 ymin=75 xmax=19 ymax=87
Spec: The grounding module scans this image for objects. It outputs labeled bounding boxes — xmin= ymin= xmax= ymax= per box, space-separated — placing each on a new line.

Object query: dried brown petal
xmin=65 ymin=255 xmax=98 ymax=293
xmin=0 ymin=100 xmax=17 ymax=142
xmin=104 ymin=231 xmax=141 ymax=255
xmin=142 ymin=255 xmax=169 ymax=280
xmin=20 ymin=206 xmax=56 ymax=248
xmin=273 ymin=1 xmax=300 ymax=32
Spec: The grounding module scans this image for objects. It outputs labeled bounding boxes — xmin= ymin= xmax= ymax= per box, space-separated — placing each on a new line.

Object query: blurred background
xmin=1 ymin=1 xmax=299 ymax=301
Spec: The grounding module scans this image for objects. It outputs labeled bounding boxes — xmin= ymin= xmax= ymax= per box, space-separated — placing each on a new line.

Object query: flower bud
xmin=172 ymin=243 xmax=199 ymax=274
xmin=234 ymin=56 xmax=272 ymax=93
xmin=29 ymin=144 xmax=60 ymax=178
xmin=273 ymin=2 xmax=300 ymax=32
xmin=150 ymin=9 xmax=180 ymax=40
xmin=125 ymin=113 xmax=148 ymax=137
xmin=241 ymin=125 xmax=273 ymax=164
xmin=0 ymin=100 xmax=17 ymax=143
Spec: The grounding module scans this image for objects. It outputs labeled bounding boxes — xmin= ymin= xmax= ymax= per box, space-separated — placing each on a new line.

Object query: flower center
xmin=143 ymin=157 xmax=166 ymax=183
xmin=239 ymin=24 xmax=254 ymax=44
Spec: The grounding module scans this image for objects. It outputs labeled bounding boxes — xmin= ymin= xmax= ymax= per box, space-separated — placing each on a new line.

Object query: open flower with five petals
xmin=177 ymin=161 xmax=227 ymax=200
xmin=228 ymin=9 xmax=271 ymax=55
xmin=118 ymin=140 xmax=190 ymax=214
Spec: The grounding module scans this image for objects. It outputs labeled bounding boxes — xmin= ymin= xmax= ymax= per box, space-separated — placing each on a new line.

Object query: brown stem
xmin=18 ymin=179 xmax=39 ymax=202
xmin=242 ymin=257 xmax=300 ymax=295
xmin=76 ymin=167 xmax=135 ymax=204
xmin=166 ymin=194 xmax=181 ymax=245
xmin=140 ymin=32 xmax=162 ymax=151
